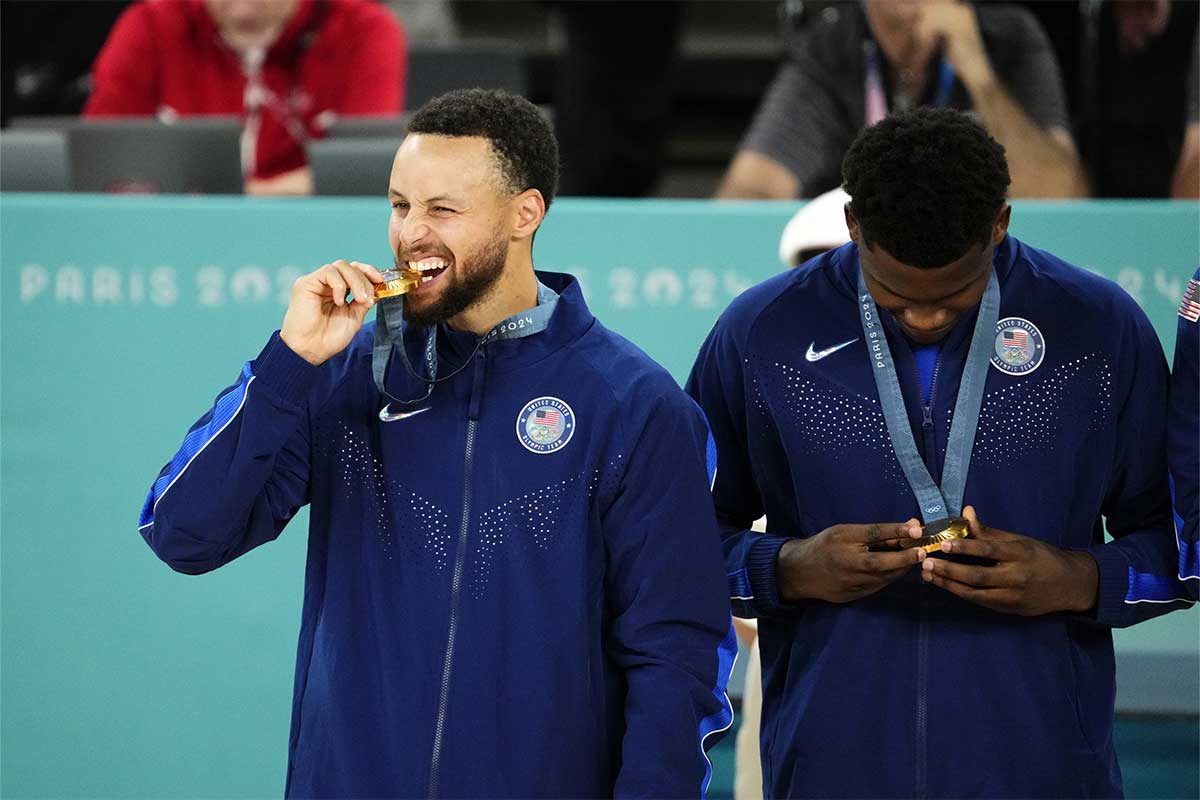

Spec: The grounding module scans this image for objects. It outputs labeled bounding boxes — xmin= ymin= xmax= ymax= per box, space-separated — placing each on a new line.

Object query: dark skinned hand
xmin=920 ymin=505 xmax=1099 ymax=616
xmin=778 ymin=520 xmax=925 ymax=603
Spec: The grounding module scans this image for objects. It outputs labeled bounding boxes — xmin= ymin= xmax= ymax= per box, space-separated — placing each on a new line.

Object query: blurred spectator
xmin=1111 ymin=0 xmax=1172 ymax=53
xmin=717 ymin=0 xmax=1087 ymax=200
xmin=963 ymin=1 xmax=1199 ymax=198
xmin=1172 ymin=30 xmax=1199 ymax=198
xmin=1074 ymin=1 xmax=1198 ymax=197
xmin=85 ymin=0 xmax=406 ymax=195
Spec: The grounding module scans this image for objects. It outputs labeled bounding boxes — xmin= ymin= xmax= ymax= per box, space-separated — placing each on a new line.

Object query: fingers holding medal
xmin=777 ymin=519 xmax=927 ymax=604
xmin=920 ymin=505 xmax=1101 ymax=615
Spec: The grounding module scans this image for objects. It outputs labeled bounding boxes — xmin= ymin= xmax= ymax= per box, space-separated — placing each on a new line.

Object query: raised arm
xmin=139 ymin=260 xmax=382 ymax=573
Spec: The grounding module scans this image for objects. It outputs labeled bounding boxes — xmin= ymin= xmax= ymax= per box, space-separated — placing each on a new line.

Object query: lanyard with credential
xmin=372 ymin=283 xmax=560 ymax=421
xmin=856 ymin=266 xmax=999 ymax=522
xmin=863 ymin=40 xmax=955 ymax=125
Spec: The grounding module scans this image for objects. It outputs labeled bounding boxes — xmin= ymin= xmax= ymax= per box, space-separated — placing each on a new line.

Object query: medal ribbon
xmin=856 ymin=265 xmax=999 ymax=522
xmin=372 ymin=281 xmax=559 ymax=410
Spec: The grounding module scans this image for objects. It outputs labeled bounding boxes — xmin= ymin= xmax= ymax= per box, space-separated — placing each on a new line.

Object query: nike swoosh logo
xmin=379 ymin=405 xmax=431 ymax=423
xmin=805 ymin=338 xmax=859 ymax=362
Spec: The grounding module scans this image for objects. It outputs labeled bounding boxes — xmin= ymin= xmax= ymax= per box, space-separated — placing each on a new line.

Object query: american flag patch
xmin=534 ymin=408 xmax=561 ymax=427
xmin=1180 ymin=278 xmax=1200 ymax=323
xmin=1002 ymin=329 xmax=1028 ymax=349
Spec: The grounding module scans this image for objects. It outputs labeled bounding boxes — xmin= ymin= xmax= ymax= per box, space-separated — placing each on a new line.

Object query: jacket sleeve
xmin=337 ymin=3 xmax=407 ymax=113
xmin=1168 ymin=270 xmax=1200 ymax=598
xmin=603 ymin=391 xmax=736 ymax=798
xmin=137 ymin=333 xmax=320 ymax=574
xmin=686 ymin=317 xmax=794 ymax=619
xmin=83 ymin=3 xmax=159 ymax=116
xmin=1086 ymin=296 xmax=1196 ymax=624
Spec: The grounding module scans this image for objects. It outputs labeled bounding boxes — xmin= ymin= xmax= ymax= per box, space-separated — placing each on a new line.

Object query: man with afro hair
xmin=690 ymin=107 xmax=1190 ymax=798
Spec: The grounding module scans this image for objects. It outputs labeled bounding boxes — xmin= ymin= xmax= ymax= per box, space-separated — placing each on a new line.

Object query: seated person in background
xmin=718 ymin=0 xmax=1087 ymax=200
xmin=85 ymin=0 xmax=406 ymax=195
xmin=1171 ymin=30 xmax=1199 ymax=198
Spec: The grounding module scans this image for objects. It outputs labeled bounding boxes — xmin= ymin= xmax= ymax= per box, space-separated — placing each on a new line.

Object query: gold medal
xmin=374 ymin=268 xmax=422 ymax=299
xmin=896 ymin=516 xmax=969 ymax=553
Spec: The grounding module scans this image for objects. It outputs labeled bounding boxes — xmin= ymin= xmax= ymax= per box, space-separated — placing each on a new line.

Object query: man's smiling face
xmin=387 ymin=134 xmax=516 ymax=327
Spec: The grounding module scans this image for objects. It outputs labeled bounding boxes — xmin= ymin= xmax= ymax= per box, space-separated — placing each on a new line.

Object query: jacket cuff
xmin=252 ymin=332 xmax=320 ymax=405
xmin=748 ymin=534 xmax=792 ymax=614
xmin=1086 ymin=543 xmax=1130 ymax=627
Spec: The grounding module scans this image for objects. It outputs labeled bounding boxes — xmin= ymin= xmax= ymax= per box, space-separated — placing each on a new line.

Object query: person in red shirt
xmin=85 ymin=0 xmax=406 ymax=195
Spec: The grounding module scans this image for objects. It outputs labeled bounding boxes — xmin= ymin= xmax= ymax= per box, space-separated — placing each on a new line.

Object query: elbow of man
xmin=1009 ymin=159 xmax=1090 ymax=198
xmin=1009 ymin=132 xmax=1091 ymax=199
xmin=140 ymin=518 xmax=230 ymax=576
xmin=1171 ymin=123 xmax=1200 ymax=198
xmin=162 ymin=556 xmax=219 ymax=577
xmin=1009 ymin=171 xmax=1089 ymax=199
xmin=715 ymin=151 xmax=800 ymax=200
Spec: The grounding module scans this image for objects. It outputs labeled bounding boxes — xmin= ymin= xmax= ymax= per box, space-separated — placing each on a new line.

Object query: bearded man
xmin=138 ymin=89 xmax=734 ymax=798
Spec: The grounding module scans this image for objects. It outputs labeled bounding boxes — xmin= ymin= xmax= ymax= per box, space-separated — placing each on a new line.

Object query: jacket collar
xmin=430 ymin=271 xmax=595 ymax=374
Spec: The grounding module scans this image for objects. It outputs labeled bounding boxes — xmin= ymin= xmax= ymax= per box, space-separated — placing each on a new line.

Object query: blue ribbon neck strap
xmin=857 ymin=265 xmax=999 ymax=522
xmin=373 ymin=280 xmax=559 ymax=416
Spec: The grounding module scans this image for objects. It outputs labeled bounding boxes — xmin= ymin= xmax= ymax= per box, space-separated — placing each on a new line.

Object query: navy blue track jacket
xmin=686 ymin=237 xmax=1193 ymax=798
xmin=1170 ymin=266 xmax=1199 ymax=599
xmin=139 ymin=271 xmax=736 ymax=798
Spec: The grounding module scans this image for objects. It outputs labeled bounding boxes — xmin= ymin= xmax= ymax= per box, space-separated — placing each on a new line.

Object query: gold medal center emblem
xmin=895 ymin=516 xmax=970 ymax=553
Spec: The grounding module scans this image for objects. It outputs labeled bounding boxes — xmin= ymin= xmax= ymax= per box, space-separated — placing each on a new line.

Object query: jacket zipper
xmin=920 ymin=348 xmax=943 ymax=431
xmin=915 ymin=346 xmax=941 ymax=800
xmin=428 ymin=350 xmax=486 ymax=797
xmin=920 ymin=349 xmax=945 ymax=484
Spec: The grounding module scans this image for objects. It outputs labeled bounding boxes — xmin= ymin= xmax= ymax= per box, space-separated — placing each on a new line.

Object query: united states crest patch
xmin=517 ymin=397 xmax=576 ymax=454
xmin=990 ymin=317 xmax=1046 ymax=376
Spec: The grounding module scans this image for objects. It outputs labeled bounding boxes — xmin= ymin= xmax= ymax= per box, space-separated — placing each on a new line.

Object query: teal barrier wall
xmin=2 ymin=194 xmax=1197 ymax=798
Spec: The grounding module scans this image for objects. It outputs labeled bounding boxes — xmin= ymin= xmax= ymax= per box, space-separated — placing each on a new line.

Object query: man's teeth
xmin=408 ymin=259 xmax=449 ymax=273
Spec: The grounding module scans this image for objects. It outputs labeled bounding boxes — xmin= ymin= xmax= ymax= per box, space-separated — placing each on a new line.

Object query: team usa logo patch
xmin=517 ymin=397 xmax=575 ymax=454
xmin=1179 ymin=278 xmax=1200 ymax=323
xmin=990 ymin=317 xmax=1046 ymax=375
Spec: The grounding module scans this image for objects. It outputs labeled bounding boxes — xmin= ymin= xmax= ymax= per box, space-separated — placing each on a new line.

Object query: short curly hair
xmin=408 ymin=88 xmax=560 ymax=209
xmin=841 ymin=107 xmax=1010 ymax=269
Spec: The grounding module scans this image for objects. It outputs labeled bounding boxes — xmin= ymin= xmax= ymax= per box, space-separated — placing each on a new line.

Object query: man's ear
xmin=844 ymin=203 xmax=862 ymax=245
xmin=511 ymin=189 xmax=546 ymax=242
xmin=992 ymin=204 xmax=1012 ymax=245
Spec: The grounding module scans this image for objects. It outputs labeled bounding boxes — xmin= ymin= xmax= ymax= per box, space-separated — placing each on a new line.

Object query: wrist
xmin=777 ymin=538 xmax=813 ymax=602
xmin=280 ymin=330 xmax=326 ymax=366
xmin=1062 ymin=550 xmax=1100 ymax=613
xmin=252 ymin=332 xmax=322 ymax=403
